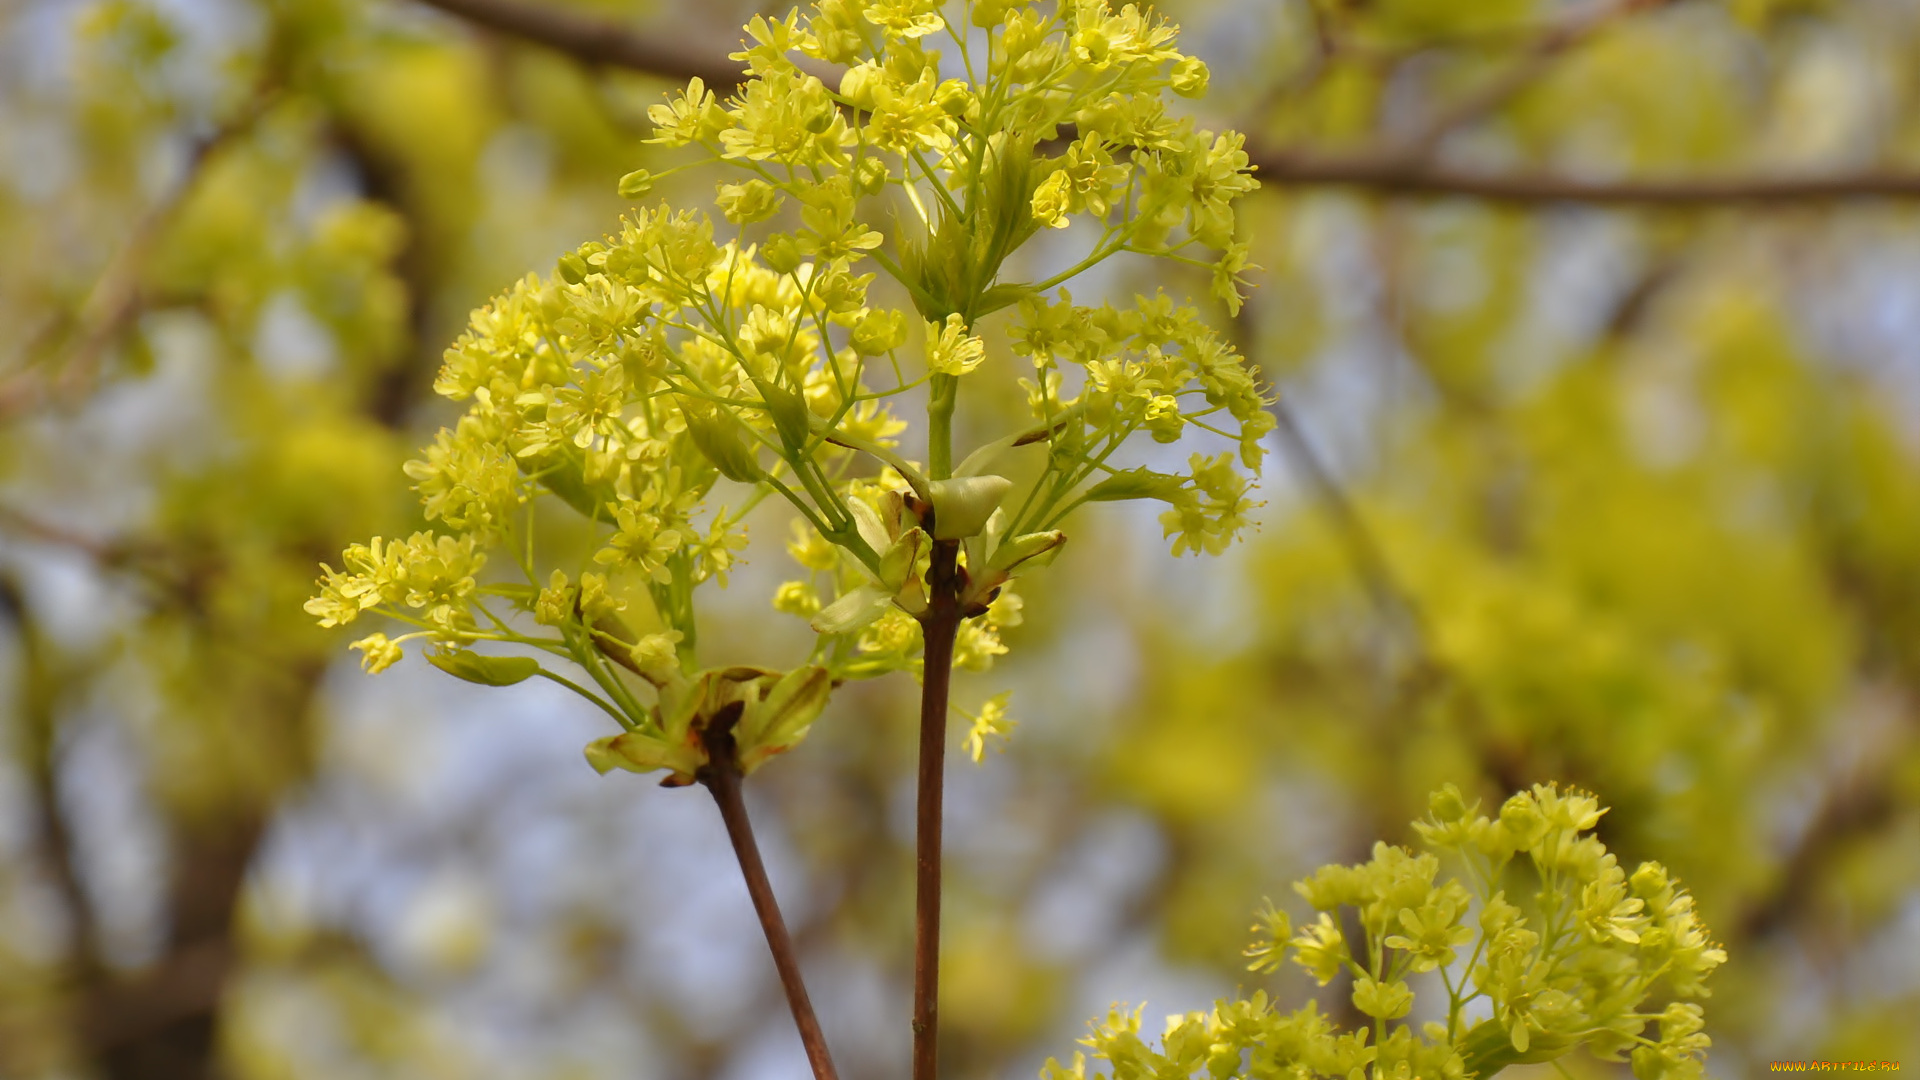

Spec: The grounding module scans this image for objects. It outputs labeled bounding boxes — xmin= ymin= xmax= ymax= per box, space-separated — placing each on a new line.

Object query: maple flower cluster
xmin=305 ymin=0 xmax=1267 ymax=776
xmin=1049 ymin=784 xmax=1727 ymax=1080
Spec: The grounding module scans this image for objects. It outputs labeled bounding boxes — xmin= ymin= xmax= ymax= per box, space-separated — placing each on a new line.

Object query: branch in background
xmin=409 ymin=0 xmax=746 ymax=90
xmin=1739 ymin=777 xmax=1898 ymax=943
xmin=1266 ymin=389 xmax=1431 ymax=647
xmin=1244 ymin=151 xmax=1920 ymax=205
xmin=1224 ymin=304 xmax=1433 ymax=664
xmin=1392 ymin=0 xmax=1674 ymax=161
xmin=0 ymin=576 xmax=102 ymax=986
xmin=0 ymin=90 xmax=278 ymax=421
xmin=404 ymin=0 xmax=1920 ymax=207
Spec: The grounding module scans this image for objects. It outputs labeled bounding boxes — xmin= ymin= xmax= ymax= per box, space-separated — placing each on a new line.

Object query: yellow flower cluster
xmin=1049 ymin=784 xmax=1726 ymax=1080
xmin=305 ymin=0 xmax=1270 ymax=775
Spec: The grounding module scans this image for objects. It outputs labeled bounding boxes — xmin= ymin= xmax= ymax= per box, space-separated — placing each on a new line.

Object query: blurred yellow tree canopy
xmin=2 ymin=0 xmax=1918 ymax=1078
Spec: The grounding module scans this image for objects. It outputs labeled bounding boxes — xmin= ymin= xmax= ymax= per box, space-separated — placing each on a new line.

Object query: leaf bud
xmin=735 ymin=666 xmax=833 ymax=773
xmin=583 ymin=729 xmax=704 ymax=780
xmin=929 ymin=475 xmax=1014 ymax=540
xmin=988 ymin=529 xmax=1066 ymax=572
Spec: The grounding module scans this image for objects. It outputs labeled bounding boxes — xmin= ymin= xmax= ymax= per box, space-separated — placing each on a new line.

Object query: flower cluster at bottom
xmin=1045 ymin=784 xmax=1726 ymax=1080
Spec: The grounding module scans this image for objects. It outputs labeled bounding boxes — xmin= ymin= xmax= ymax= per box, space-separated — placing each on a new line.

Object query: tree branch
xmin=401 ymin=0 xmax=1920 ymax=207
xmin=408 ymin=0 xmax=746 ymax=90
xmin=1243 ymin=149 xmax=1920 ymax=205
xmin=697 ymin=708 xmax=841 ymax=1080
xmin=912 ymin=538 xmax=964 ymax=1080
xmin=1393 ymin=0 xmax=1672 ymax=162
xmin=0 ymin=89 xmax=277 ymax=421
xmin=0 ymin=576 xmax=102 ymax=981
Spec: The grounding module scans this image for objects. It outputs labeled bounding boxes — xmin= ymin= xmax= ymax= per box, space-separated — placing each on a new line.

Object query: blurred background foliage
xmin=2 ymin=0 xmax=1919 ymax=1077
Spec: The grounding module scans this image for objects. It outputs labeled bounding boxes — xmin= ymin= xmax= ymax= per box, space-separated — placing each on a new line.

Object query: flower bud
xmin=682 ymin=404 xmax=764 ymax=482
xmin=853 ymin=156 xmax=890 ymax=196
xmin=428 ymin=648 xmax=542 ymax=687
xmin=556 ymin=251 xmax=593 ymax=285
xmin=758 ymin=379 xmax=814 ymax=452
xmin=1499 ymin=793 xmax=1548 ymax=850
xmin=851 ymin=308 xmax=907 ymax=355
xmin=1630 ymin=862 xmax=1670 ymax=898
xmin=351 ymin=633 xmax=404 ymax=674
xmin=1429 ymin=783 xmax=1468 ymax=824
xmin=839 ymin=62 xmax=883 ymax=110
xmin=935 ymin=79 xmax=973 ymax=116
xmin=1145 ymin=394 xmax=1183 ymax=443
xmin=1082 ymin=468 xmax=1185 ymax=503
xmin=877 ymin=527 xmax=928 ymax=589
xmin=716 ymin=179 xmax=784 ymax=224
xmin=617 ymin=169 xmax=655 ymax=199
xmin=762 ymin=233 xmax=803 ymax=275
xmin=1170 ymin=56 xmax=1210 ymax=98
xmin=810 ymin=584 xmax=892 ymax=635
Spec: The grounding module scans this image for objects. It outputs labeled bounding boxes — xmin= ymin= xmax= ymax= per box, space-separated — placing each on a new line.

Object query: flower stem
xmin=927 ymin=373 xmax=958 ymax=480
xmin=912 ymin=538 xmax=964 ymax=1080
xmin=698 ymin=710 xmax=840 ymax=1080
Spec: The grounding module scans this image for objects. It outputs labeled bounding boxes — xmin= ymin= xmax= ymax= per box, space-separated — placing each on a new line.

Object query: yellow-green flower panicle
xmin=1046 ymin=784 xmax=1726 ymax=1080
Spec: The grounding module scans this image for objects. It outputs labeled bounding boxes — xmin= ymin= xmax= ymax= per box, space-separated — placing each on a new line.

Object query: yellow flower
xmin=927 ymin=314 xmax=986 ymax=376
xmin=350 ymin=633 xmax=405 ymax=674
xmin=962 ymin=692 xmax=1015 ymax=762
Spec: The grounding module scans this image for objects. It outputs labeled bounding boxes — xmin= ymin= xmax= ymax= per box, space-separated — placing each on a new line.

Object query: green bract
xmin=304 ymin=0 xmax=1269 ymax=771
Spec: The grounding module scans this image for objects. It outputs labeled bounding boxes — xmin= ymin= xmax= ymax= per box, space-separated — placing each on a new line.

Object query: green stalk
xmin=928 ymin=372 xmax=958 ymax=480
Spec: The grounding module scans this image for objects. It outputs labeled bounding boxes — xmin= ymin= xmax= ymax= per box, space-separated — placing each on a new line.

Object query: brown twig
xmin=408 ymin=0 xmax=747 ymax=90
xmin=1243 ymin=150 xmax=1920 ymax=204
xmin=0 ymin=576 xmax=102 ymax=983
xmin=911 ymin=538 xmax=964 ymax=1080
xmin=1394 ymin=0 xmax=1671 ymax=162
xmin=0 ymin=91 xmax=277 ymax=421
xmin=401 ymin=0 xmax=1920 ymax=208
xmin=696 ymin=706 xmax=841 ymax=1080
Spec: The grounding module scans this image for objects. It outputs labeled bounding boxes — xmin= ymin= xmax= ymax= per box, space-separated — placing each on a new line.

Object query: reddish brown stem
xmin=912 ymin=539 xmax=965 ymax=1080
xmin=699 ymin=711 xmax=840 ymax=1080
